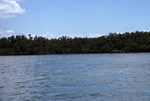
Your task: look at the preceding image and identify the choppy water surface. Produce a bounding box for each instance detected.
[0,53,150,101]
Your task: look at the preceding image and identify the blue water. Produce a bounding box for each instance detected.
[0,53,150,101]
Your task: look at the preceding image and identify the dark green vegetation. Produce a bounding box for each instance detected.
[0,31,150,55]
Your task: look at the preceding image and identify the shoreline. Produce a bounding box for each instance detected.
[0,52,150,56]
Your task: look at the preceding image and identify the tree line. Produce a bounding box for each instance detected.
[0,31,150,55]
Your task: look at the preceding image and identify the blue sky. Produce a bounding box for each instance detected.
[0,0,150,38]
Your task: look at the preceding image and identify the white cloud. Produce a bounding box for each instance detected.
[60,33,83,38]
[39,32,56,39]
[0,0,25,18]
[6,30,15,33]
[89,33,103,38]
[0,30,16,38]
[25,33,36,38]
[0,30,30,38]
[0,30,58,39]
[114,32,123,34]
[68,34,83,38]
[0,31,108,39]
[142,30,150,32]
[1,30,31,38]
[40,33,83,39]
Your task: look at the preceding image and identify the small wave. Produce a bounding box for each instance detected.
[70,93,107,99]
[30,91,40,94]
[54,93,68,97]
[15,80,33,84]
[17,85,26,89]
[0,86,4,88]
[34,77,50,81]
[87,93,106,97]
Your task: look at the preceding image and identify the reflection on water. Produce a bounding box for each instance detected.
[0,53,150,101]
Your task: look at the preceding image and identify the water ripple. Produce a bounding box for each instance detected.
[0,53,150,101]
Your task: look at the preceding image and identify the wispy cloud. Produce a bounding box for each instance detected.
[0,21,8,29]
[123,27,135,31]
[0,0,25,18]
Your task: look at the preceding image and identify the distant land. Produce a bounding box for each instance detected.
[0,31,150,55]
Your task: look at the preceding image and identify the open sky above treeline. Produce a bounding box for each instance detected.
[0,0,150,39]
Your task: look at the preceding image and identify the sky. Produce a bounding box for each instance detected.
[0,0,150,39]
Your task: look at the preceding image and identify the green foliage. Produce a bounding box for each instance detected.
[0,31,150,55]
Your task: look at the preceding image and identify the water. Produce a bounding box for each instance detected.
[0,53,150,101]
